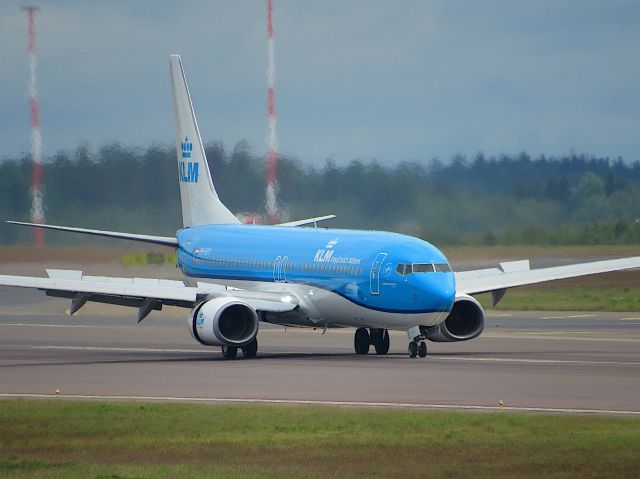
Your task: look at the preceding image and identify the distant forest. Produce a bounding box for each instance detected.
[2,142,640,246]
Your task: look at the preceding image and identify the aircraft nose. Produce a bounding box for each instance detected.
[418,273,455,311]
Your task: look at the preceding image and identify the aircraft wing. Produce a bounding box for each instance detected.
[0,269,297,321]
[455,257,640,304]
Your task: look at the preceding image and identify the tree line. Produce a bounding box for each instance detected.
[1,142,639,246]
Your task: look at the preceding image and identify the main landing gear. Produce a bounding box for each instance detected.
[406,325,428,359]
[354,328,390,355]
[408,340,427,358]
[221,337,258,359]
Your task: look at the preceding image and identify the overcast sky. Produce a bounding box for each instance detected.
[1,1,639,165]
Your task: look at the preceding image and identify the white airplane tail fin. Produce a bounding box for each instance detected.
[169,55,239,227]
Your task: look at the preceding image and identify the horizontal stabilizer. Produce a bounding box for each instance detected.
[7,221,177,247]
[276,215,336,227]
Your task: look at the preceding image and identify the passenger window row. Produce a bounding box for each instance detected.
[191,256,363,276]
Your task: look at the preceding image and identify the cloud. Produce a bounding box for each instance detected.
[0,0,639,164]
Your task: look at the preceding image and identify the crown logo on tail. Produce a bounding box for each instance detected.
[181,136,193,159]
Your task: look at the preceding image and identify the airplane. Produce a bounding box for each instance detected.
[2,54,640,359]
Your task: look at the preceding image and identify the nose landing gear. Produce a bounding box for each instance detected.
[406,325,428,359]
[408,340,427,358]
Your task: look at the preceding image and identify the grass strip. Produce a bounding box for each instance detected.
[0,399,639,478]
[477,287,640,311]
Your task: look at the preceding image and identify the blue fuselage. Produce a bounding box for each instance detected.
[176,225,455,317]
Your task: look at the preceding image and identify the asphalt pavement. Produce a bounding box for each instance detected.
[1,287,638,414]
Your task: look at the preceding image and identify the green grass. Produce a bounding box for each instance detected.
[477,287,640,311]
[0,400,639,478]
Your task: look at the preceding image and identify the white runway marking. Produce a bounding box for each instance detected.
[0,393,638,416]
[1,344,638,367]
[0,311,62,317]
[0,344,315,356]
[540,314,595,320]
[21,345,213,354]
[0,323,126,329]
[484,333,640,343]
[519,331,593,335]
[0,323,288,333]
[431,356,640,367]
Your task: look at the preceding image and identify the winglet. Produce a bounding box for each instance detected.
[498,260,531,273]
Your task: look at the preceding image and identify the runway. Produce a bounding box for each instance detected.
[0,288,639,414]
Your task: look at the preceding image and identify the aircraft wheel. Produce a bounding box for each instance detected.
[418,341,427,358]
[221,345,238,359]
[408,341,418,358]
[354,327,370,355]
[242,338,258,358]
[374,329,390,355]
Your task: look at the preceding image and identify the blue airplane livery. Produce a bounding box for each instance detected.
[3,55,640,359]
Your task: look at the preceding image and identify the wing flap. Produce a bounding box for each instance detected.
[0,273,197,302]
[456,256,640,295]
[0,270,297,315]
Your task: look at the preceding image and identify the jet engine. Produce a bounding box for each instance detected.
[425,294,484,342]
[188,297,259,347]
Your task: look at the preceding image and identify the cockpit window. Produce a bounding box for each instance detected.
[396,262,451,275]
[412,263,435,273]
[396,264,411,276]
[434,263,452,273]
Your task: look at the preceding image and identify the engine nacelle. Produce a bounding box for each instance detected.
[425,294,484,342]
[188,297,259,347]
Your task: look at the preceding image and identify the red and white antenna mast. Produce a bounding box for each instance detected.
[265,0,279,223]
[23,5,45,247]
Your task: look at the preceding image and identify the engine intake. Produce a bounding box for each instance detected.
[188,297,259,347]
[425,294,484,342]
